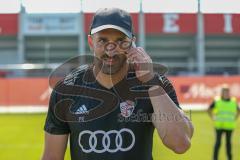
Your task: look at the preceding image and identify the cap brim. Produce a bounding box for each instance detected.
[90,25,132,38]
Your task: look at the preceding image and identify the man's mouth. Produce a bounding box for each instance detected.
[101,54,119,65]
[103,58,115,65]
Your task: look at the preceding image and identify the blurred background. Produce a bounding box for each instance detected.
[0,0,240,160]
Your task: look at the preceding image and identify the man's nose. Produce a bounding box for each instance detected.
[105,42,118,56]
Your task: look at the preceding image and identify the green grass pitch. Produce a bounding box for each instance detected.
[0,112,239,160]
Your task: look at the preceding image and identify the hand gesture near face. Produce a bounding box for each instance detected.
[126,47,154,82]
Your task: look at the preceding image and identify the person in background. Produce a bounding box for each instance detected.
[208,84,240,160]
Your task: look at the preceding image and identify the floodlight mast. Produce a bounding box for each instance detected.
[138,0,145,49]
[196,0,205,75]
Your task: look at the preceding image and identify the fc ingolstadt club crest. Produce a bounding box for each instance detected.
[120,100,135,118]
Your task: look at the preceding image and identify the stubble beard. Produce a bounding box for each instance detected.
[94,53,127,75]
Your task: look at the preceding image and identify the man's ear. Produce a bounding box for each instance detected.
[88,35,93,50]
[132,36,136,43]
[132,36,137,47]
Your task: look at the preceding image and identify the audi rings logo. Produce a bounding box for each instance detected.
[78,128,135,153]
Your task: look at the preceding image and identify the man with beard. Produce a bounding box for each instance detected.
[42,8,194,160]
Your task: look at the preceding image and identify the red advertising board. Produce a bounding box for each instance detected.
[0,76,239,107]
[169,76,240,104]
[0,14,18,35]
[0,78,49,106]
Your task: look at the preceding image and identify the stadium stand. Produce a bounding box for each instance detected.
[0,13,240,76]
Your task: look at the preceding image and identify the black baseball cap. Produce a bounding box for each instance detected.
[90,8,134,38]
